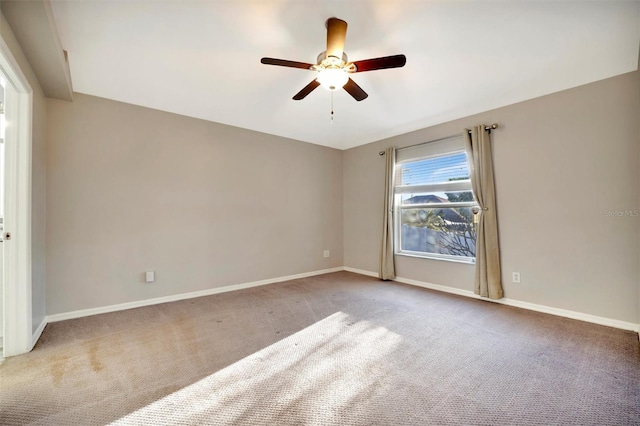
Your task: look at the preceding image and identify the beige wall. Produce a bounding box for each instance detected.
[344,72,640,324]
[0,11,48,332]
[46,94,343,315]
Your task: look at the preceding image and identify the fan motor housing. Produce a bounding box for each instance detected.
[316,51,348,68]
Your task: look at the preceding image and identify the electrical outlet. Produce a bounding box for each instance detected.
[512,272,520,283]
[323,250,330,258]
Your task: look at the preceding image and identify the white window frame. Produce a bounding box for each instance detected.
[394,136,478,264]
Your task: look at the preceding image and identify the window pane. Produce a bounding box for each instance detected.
[395,152,469,186]
[401,191,475,205]
[400,206,477,258]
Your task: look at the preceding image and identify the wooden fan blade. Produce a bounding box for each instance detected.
[352,54,406,72]
[293,79,321,100]
[326,18,348,60]
[261,57,315,70]
[343,78,368,101]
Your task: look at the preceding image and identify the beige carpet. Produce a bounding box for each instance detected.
[1,271,638,425]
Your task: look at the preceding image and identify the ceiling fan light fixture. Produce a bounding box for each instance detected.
[316,68,349,91]
[260,17,406,101]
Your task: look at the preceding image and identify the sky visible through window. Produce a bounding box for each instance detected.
[398,152,469,186]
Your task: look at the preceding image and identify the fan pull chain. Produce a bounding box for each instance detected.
[330,91,334,123]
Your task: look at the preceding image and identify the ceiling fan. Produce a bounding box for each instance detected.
[261,17,406,102]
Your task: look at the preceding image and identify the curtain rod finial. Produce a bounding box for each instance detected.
[379,151,385,156]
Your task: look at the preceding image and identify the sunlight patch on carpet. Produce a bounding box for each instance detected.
[111,311,403,425]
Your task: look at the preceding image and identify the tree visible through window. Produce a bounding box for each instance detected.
[395,142,478,262]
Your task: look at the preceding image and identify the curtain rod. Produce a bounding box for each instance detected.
[378,123,499,156]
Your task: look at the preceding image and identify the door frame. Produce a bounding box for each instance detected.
[0,35,33,357]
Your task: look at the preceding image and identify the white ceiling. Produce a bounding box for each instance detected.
[50,0,639,150]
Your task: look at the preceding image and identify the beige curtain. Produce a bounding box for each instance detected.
[465,127,503,299]
[379,147,396,280]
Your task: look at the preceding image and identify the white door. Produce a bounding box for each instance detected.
[0,78,3,353]
[0,37,33,357]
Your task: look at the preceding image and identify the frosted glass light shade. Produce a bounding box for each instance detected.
[317,68,349,91]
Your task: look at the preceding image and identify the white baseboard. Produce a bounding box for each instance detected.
[497,296,639,332]
[46,267,344,323]
[44,265,640,335]
[345,267,640,333]
[31,318,47,350]
[343,267,378,278]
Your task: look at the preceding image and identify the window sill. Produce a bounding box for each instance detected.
[395,251,476,265]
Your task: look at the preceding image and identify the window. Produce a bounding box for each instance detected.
[394,135,478,262]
